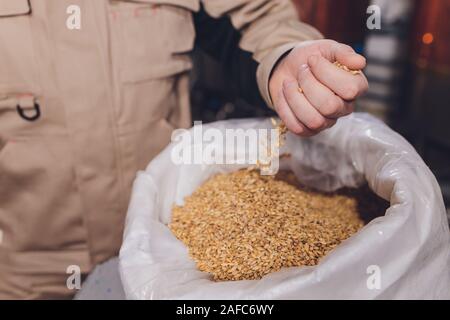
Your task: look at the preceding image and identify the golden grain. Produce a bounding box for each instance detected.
[333,61,362,75]
[169,170,386,281]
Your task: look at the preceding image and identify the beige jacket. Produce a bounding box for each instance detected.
[0,0,322,299]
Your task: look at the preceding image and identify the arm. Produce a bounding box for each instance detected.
[201,0,368,136]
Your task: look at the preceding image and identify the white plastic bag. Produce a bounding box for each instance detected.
[119,114,450,299]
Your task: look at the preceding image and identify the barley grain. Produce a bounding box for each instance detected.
[333,61,362,75]
[169,170,387,281]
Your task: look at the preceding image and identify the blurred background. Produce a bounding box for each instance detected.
[191,0,450,212]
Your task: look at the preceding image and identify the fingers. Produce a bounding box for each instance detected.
[270,40,368,137]
[297,64,352,118]
[321,41,367,70]
[335,46,366,70]
[307,55,369,101]
[282,80,336,131]
[273,88,315,137]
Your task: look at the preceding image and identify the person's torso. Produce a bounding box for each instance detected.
[0,0,198,298]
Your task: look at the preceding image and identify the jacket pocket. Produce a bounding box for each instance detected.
[0,136,86,253]
[108,0,196,132]
[0,0,30,16]
[109,0,196,83]
[0,0,40,95]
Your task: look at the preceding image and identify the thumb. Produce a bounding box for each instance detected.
[327,42,366,70]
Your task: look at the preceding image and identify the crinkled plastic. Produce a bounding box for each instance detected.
[119,114,450,299]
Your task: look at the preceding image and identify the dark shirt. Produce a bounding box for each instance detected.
[193,5,268,109]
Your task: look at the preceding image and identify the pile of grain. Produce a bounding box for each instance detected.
[169,170,386,281]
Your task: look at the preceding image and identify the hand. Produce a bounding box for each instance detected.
[269,39,369,136]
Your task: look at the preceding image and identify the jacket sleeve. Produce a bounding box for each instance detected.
[201,0,323,108]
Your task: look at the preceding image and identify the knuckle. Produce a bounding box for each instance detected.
[321,96,343,117]
[290,124,304,135]
[308,116,326,131]
[342,83,359,100]
[340,44,354,53]
[320,39,337,51]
